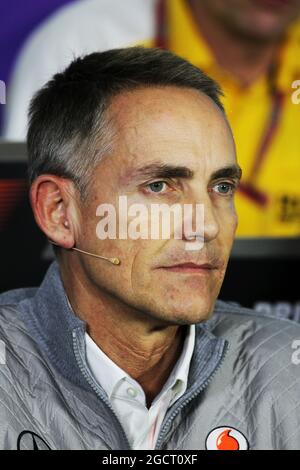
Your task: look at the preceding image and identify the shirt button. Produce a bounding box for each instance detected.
[127,387,138,398]
[172,380,182,394]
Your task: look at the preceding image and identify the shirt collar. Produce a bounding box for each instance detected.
[85,323,196,403]
[154,323,196,404]
[85,332,128,399]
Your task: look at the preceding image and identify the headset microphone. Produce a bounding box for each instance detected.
[48,240,121,265]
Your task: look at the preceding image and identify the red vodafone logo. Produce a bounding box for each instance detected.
[206,426,249,450]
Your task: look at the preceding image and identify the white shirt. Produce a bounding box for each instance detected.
[85,324,195,450]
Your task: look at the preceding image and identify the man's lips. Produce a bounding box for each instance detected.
[158,262,218,273]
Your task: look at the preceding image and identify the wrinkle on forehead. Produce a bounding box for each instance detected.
[106,86,235,183]
[108,86,225,136]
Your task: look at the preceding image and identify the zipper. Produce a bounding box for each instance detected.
[154,340,229,450]
[72,329,132,450]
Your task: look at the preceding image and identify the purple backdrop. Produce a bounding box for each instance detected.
[0,0,76,135]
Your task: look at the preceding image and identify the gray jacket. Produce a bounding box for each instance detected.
[0,261,299,450]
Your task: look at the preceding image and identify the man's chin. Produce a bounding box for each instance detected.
[226,12,291,42]
[151,298,216,326]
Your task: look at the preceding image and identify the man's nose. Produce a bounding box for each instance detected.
[182,193,220,244]
[203,195,220,242]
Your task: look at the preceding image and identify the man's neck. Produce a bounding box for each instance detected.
[60,260,185,407]
[188,0,280,86]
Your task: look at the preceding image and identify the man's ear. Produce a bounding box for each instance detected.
[30,175,80,249]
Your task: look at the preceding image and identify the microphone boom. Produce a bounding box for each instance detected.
[48,240,120,265]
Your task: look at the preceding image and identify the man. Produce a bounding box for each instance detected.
[3,0,300,236]
[0,47,299,450]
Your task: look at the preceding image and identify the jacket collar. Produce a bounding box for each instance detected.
[18,261,89,390]
[18,261,228,395]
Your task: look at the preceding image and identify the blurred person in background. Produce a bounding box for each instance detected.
[3,0,300,236]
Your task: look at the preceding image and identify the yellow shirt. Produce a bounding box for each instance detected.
[151,0,300,236]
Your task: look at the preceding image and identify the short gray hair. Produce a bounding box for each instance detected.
[27,46,224,196]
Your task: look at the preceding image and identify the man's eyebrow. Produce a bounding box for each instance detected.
[210,165,242,181]
[123,162,242,184]
[128,163,194,181]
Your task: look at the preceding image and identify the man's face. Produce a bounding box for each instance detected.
[76,87,240,326]
[197,0,300,41]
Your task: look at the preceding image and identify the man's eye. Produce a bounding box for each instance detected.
[212,182,236,196]
[146,181,168,193]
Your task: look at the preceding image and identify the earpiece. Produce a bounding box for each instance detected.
[48,240,121,265]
